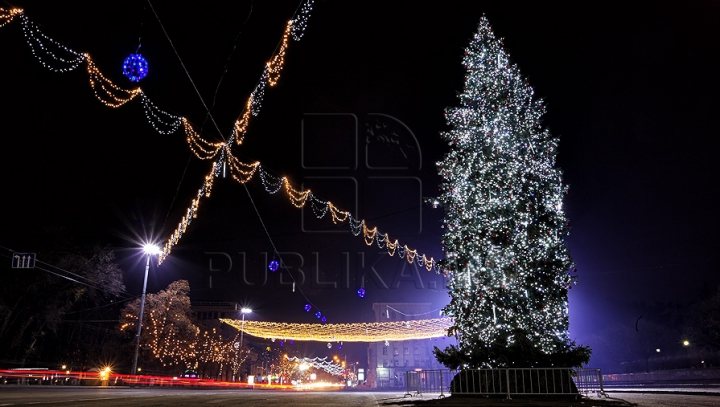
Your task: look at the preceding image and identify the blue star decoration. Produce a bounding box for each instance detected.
[123,53,148,82]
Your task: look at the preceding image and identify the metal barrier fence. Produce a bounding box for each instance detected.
[574,368,607,398]
[405,367,606,400]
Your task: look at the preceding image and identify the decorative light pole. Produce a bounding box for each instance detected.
[239,308,252,380]
[131,243,161,377]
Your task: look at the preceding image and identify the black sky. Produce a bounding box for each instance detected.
[1,1,719,365]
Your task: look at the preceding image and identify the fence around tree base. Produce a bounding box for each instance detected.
[404,368,607,400]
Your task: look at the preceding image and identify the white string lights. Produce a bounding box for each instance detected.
[141,93,182,135]
[284,356,343,376]
[18,13,86,72]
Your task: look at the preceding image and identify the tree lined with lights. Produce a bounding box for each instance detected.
[433,16,589,368]
[120,280,249,377]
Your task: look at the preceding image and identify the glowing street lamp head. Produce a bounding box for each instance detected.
[143,243,161,255]
[683,340,690,346]
[241,308,252,314]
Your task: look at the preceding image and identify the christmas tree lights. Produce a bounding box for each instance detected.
[434,16,588,368]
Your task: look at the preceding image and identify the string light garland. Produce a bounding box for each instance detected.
[232,0,316,145]
[289,0,314,41]
[157,153,439,271]
[4,2,315,143]
[87,56,142,107]
[0,8,22,28]
[183,118,225,159]
[3,6,440,274]
[18,13,86,73]
[284,356,343,376]
[140,92,182,135]
[159,161,220,264]
[220,317,452,342]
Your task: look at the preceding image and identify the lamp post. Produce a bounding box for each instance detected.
[131,243,161,377]
[239,308,252,380]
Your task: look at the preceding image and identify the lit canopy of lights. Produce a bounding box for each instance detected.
[220,318,452,342]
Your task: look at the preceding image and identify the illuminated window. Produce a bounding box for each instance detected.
[393,348,399,356]
[403,347,409,355]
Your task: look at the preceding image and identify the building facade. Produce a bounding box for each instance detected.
[366,302,445,388]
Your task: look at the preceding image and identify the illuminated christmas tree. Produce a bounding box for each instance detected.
[434,16,589,368]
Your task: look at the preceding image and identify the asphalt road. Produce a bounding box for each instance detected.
[0,386,719,407]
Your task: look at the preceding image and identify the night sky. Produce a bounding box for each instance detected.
[1,1,719,366]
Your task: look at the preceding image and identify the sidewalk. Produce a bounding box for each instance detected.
[380,387,720,407]
[380,393,632,407]
[606,386,720,395]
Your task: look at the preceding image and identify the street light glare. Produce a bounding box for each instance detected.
[143,243,161,255]
[132,242,161,376]
[241,308,252,314]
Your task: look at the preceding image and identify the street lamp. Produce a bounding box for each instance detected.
[239,307,252,380]
[131,243,161,377]
[239,307,252,350]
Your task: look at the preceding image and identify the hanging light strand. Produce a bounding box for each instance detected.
[0,8,22,28]
[19,13,86,72]
[86,56,141,107]
[232,0,316,145]
[140,93,182,134]
[159,161,221,264]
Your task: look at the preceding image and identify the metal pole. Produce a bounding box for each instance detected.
[131,255,150,376]
[239,313,245,380]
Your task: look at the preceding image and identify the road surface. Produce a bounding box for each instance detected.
[0,386,719,406]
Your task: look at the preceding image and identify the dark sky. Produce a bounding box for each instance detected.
[1,1,719,365]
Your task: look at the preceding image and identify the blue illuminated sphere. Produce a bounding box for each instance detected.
[122,53,148,82]
[321,316,327,323]
[268,259,279,272]
[357,287,366,298]
[315,311,322,319]
[304,304,312,312]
